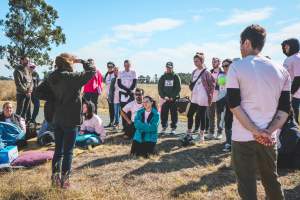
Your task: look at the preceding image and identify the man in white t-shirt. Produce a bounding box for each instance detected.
[281,38,300,124]
[121,88,144,139]
[118,60,137,129]
[227,24,290,200]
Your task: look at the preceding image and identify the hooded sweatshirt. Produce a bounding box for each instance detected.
[158,72,181,99]
[47,62,96,127]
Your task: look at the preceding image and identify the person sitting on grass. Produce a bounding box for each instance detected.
[121,88,144,139]
[80,101,106,143]
[130,96,159,158]
[0,102,26,133]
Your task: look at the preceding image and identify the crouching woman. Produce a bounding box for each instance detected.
[130,96,159,158]
[77,101,106,146]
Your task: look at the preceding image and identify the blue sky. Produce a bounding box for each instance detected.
[1,0,300,78]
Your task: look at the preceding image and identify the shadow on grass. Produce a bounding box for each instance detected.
[76,153,131,170]
[284,184,300,200]
[104,132,132,146]
[170,165,236,197]
[124,143,229,177]
[155,138,182,153]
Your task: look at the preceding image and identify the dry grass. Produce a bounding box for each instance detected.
[0,132,299,200]
[0,80,16,101]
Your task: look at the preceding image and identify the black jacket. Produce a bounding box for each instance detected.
[47,62,96,127]
[35,78,55,122]
[13,65,33,94]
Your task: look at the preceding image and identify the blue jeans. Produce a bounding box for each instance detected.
[292,97,300,124]
[52,125,77,175]
[114,103,120,125]
[31,95,40,122]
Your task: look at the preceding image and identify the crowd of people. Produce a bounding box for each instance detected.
[0,24,300,199]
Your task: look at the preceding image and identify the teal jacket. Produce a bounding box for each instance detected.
[133,108,160,143]
[158,72,181,99]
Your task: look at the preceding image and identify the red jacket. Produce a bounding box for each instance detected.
[83,70,103,94]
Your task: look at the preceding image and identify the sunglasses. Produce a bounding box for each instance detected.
[135,93,142,96]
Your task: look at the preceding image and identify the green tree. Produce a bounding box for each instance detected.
[0,0,66,69]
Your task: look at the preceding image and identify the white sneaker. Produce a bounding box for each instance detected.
[161,128,167,134]
[215,133,223,140]
[170,129,176,135]
[205,133,214,140]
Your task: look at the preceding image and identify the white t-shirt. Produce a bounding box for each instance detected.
[144,110,151,123]
[105,73,115,97]
[191,69,209,107]
[226,55,291,142]
[118,70,137,102]
[283,53,300,99]
[123,100,143,121]
[80,114,106,142]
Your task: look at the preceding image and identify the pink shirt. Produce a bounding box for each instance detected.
[226,55,291,142]
[83,70,103,94]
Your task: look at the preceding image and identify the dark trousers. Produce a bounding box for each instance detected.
[16,93,31,120]
[224,105,233,144]
[208,97,226,134]
[83,92,99,114]
[187,103,207,131]
[232,141,284,200]
[124,122,136,139]
[26,94,40,122]
[52,124,77,176]
[160,100,178,129]
[130,140,156,158]
[292,97,300,124]
[120,102,128,128]
[107,100,115,125]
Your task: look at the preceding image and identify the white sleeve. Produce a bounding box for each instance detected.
[19,117,26,133]
[95,117,106,142]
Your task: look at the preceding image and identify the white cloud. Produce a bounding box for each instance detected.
[192,15,202,22]
[269,21,300,41]
[113,18,184,34]
[217,7,274,26]
[111,18,184,47]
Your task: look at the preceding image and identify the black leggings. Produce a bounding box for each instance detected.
[130,140,156,158]
[187,103,207,131]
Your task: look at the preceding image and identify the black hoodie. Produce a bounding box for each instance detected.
[47,62,96,127]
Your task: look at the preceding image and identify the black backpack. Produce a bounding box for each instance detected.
[278,118,300,169]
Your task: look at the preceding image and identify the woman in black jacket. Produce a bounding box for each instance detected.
[47,53,95,188]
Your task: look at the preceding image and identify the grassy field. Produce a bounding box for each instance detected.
[0,131,299,200]
[0,80,300,200]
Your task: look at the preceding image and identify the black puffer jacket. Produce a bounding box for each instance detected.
[47,62,96,127]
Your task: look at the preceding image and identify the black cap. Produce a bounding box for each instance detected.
[107,61,115,68]
[166,61,173,68]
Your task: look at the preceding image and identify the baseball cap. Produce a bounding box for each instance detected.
[107,61,115,68]
[166,61,173,68]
